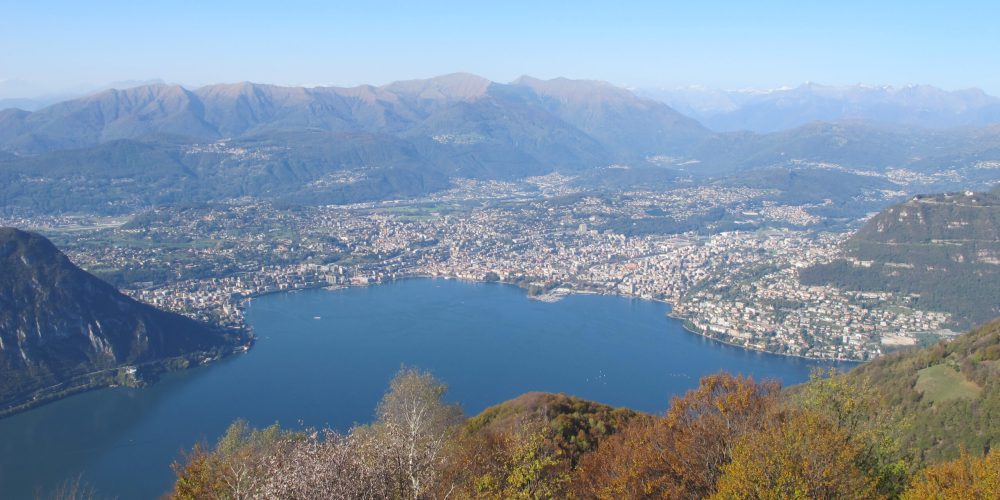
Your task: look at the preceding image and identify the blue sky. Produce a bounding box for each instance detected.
[2,0,999,95]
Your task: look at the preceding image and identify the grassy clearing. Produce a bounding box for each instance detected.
[915,364,982,403]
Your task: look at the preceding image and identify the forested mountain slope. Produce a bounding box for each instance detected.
[0,228,248,415]
[801,190,1000,327]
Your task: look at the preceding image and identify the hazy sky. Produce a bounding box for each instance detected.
[2,0,1000,96]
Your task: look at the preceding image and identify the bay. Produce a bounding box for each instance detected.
[0,279,848,498]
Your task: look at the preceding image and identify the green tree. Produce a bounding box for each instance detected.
[793,368,909,497]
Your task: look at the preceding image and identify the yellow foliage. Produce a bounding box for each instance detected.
[712,409,877,500]
[903,448,1000,500]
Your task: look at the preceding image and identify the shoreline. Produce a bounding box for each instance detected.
[245,274,865,363]
[2,275,859,420]
[0,338,253,419]
[667,312,860,363]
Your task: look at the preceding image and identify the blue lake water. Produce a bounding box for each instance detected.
[0,279,849,498]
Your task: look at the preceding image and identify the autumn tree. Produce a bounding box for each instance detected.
[492,431,569,499]
[171,442,223,499]
[793,368,909,497]
[659,372,782,495]
[573,373,781,499]
[712,409,877,499]
[436,422,571,499]
[171,420,296,500]
[902,448,1000,499]
[438,392,638,499]
[571,417,671,498]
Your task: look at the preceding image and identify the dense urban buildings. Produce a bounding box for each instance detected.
[5,172,962,362]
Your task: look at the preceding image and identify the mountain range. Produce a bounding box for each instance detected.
[0,73,707,156]
[0,228,249,416]
[0,78,167,112]
[2,74,1000,214]
[0,74,713,212]
[639,83,1000,132]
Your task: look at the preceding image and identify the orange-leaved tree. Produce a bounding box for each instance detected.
[573,373,781,499]
[712,408,877,499]
[902,448,1000,499]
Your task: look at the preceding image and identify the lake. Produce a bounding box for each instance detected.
[0,279,849,498]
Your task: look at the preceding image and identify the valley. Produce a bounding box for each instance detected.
[2,7,1000,497]
[5,1,1000,496]
[7,172,982,363]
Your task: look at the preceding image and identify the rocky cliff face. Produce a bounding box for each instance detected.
[0,227,249,414]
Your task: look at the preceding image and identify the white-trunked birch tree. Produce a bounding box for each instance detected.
[371,367,464,499]
[172,368,463,499]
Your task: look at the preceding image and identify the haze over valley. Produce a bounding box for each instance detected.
[2,1,1000,498]
[3,70,1000,498]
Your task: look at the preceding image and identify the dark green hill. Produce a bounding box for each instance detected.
[841,318,1000,464]
[0,228,249,416]
[801,191,1000,328]
[0,134,454,213]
